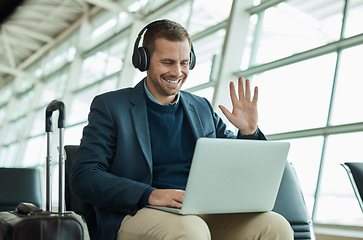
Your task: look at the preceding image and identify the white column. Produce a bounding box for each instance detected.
[212,0,254,130]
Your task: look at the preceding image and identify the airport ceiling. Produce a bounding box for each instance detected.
[0,0,169,88]
[0,0,349,89]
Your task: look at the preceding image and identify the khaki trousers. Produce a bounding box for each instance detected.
[117,208,293,240]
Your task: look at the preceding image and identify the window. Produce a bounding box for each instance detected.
[248,0,344,66]
[251,53,336,135]
[329,44,363,125]
[285,137,324,215]
[241,0,363,227]
[184,29,226,90]
[315,132,363,225]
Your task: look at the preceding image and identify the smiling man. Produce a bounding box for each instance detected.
[71,19,293,240]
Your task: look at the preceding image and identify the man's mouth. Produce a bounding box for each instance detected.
[163,77,181,84]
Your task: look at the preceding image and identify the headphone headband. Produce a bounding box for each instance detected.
[132,20,196,72]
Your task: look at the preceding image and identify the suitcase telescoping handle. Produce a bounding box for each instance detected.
[45,100,66,214]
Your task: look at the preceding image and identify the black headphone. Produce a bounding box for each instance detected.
[132,20,196,72]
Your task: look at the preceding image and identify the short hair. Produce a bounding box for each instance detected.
[142,19,191,56]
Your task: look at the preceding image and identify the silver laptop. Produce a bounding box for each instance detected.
[147,138,290,215]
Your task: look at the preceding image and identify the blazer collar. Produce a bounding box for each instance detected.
[180,91,206,140]
[130,79,153,171]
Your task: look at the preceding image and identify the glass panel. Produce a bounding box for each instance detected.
[17,74,35,93]
[22,135,47,167]
[344,0,363,37]
[68,87,98,126]
[0,107,5,125]
[79,51,108,88]
[105,37,128,76]
[89,12,119,48]
[285,137,324,216]
[3,117,26,145]
[251,53,336,134]
[191,87,215,103]
[43,43,74,77]
[183,29,226,90]
[248,0,344,66]
[0,144,18,167]
[30,108,45,137]
[330,44,363,125]
[10,90,34,120]
[38,69,68,107]
[65,124,86,146]
[0,82,12,106]
[158,2,190,27]
[68,77,117,125]
[315,132,363,226]
[188,0,233,35]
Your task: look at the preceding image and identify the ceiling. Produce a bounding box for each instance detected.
[0,0,163,88]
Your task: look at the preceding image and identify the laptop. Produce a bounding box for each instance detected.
[147,138,290,215]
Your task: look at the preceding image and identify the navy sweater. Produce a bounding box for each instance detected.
[139,96,196,206]
[147,97,196,189]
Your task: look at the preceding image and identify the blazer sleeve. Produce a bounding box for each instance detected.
[70,94,150,212]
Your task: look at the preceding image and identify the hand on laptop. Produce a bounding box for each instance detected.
[149,189,185,209]
[219,77,258,135]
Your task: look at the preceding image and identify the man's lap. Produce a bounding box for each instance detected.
[117,208,293,240]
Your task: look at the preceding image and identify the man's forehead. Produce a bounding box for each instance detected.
[154,38,191,58]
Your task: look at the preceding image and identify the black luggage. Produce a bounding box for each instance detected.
[0,100,86,240]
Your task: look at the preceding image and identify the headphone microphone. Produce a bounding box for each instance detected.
[132,20,196,72]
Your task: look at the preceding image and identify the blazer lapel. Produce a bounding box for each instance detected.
[180,93,206,140]
[130,80,153,171]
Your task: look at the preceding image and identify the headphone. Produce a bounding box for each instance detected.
[132,20,196,72]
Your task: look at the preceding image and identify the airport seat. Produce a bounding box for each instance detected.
[341,162,363,213]
[0,167,42,211]
[65,145,314,240]
[65,145,99,240]
[273,162,314,239]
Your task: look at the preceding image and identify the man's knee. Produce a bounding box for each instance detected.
[260,212,294,239]
[169,215,211,240]
[200,211,293,240]
[118,208,211,240]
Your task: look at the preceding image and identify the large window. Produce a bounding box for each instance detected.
[240,0,363,227]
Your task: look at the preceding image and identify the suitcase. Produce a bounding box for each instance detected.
[0,100,86,240]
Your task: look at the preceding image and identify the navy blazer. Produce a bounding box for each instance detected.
[70,79,266,240]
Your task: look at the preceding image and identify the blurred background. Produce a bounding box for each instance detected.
[0,0,362,238]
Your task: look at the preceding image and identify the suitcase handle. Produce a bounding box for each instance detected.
[45,100,66,213]
[45,100,65,132]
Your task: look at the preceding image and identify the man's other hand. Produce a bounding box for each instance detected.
[148,189,185,209]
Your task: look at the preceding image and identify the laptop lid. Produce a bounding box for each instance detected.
[148,138,290,215]
[179,138,290,215]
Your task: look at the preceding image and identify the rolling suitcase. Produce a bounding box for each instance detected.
[0,100,87,240]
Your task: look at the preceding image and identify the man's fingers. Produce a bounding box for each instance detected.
[238,77,245,100]
[252,86,258,105]
[244,79,252,101]
[229,81,238,104]
[219,105,233,121]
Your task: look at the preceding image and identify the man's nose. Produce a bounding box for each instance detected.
[170,64,183,76]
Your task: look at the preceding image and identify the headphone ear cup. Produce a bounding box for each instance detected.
[137,47,150,72]
[189,50,196,70]
[132,48,141,69]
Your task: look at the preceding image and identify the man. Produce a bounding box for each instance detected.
[71,19,293,240]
